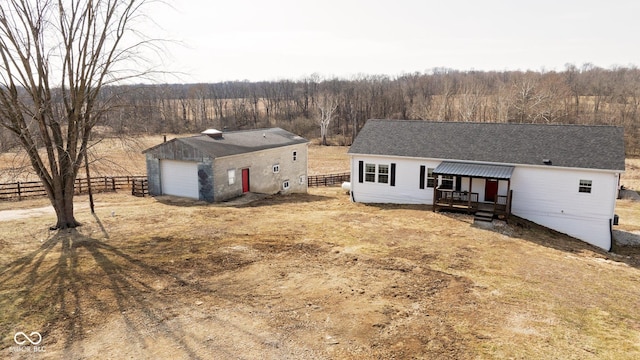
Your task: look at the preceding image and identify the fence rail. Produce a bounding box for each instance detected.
[2,172,349,200]
[131,178,149,197]
[307,172,350,187]
[0,175,147,201]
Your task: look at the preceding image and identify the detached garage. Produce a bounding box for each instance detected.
[143,128,309,202]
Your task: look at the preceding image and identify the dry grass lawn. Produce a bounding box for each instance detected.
[0,141,639,359]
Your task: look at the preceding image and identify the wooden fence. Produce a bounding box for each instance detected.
[307,172,350,187]
[131,178,149,197]
[1,172,349,200]
[0,175,147,201]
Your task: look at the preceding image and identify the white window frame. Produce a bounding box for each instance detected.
[427,168,435,188]
[365,163,376,182]
[440,175,454,189]
[273,164,280,173]
[378,164,389,184]
[283,180,290,190]
[299,175,305,185]
[579,179,592,193]
[228,169,235,185]
[292,151,297,161]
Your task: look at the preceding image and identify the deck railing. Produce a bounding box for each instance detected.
[435,189,511,215]
[435,189,479,210]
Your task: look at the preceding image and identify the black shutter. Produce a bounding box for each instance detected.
[419,165,425,189]
[358,161,364,183]
[390,163,396,186]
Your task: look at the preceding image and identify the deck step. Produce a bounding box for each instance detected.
[474,211,494,223]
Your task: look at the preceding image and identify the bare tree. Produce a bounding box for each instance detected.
[317,94,338,146]
[0,0,155,229]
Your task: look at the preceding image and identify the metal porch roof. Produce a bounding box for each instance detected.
[433,162,514,179]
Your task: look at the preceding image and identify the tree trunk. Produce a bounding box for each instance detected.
[49,175,81,229]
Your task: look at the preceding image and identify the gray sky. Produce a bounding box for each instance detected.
[145,0,640,83]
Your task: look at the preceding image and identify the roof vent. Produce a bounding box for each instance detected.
[202,128,223,139]
[543,159,552,165]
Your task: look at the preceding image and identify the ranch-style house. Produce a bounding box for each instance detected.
[143,128,309,202]
[348,119,625,251]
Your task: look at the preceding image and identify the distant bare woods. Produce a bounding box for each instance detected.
[3,65,639,155]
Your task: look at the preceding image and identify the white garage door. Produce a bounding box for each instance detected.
[160,160,199,199]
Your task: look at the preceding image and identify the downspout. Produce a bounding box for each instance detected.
[608,218,613,252]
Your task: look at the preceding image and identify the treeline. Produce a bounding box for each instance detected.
[3,64,639,154]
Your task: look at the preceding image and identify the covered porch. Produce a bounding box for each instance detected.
[432,161,514,218]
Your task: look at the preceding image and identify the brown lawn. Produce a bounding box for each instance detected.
[0,141,639,359]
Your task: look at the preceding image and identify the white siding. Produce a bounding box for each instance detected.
[510,166,618,250]
[160,160,199,199]
[350,154,619,251]
[350,155,439,204]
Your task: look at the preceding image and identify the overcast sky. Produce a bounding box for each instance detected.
[144,0,640,83]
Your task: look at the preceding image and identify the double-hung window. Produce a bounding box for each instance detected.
[427,168,435,188]
[440,175,454,189]
[579,179,592,193]
[365,164,376,182]
[378,165,389,184]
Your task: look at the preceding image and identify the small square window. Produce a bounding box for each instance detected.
[283,180,290,190]
[273,164,280,173]
[299,175,305,185]
[579,179,592,193]
[292,151,297,161]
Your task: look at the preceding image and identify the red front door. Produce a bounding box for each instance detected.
[242,168,250,193]
[485,179,498,202]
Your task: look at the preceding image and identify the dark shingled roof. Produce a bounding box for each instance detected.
[144,127,308,158]
[348,120,625,171]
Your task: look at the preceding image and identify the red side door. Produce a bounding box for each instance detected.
[484,179,498,202]
[242,168,250,193]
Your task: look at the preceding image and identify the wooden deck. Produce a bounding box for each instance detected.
[434,189,511,216]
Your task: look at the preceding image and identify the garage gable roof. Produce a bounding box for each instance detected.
[348,120,625,171]
[144,128,308,158]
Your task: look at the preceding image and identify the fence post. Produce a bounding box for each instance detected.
[17,181,21,200]
[111,177,116,191]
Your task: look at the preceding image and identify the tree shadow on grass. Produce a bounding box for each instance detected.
[0,227,206,359]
